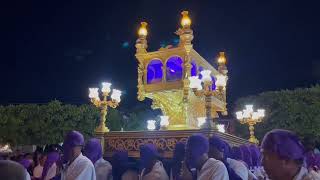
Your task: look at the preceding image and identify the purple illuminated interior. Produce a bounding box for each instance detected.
[211,76,216,90]
[166,56,183,82]
[147,59,163,84]
[191,60,197,76]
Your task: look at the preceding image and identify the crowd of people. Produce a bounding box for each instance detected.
[0,129,319,180]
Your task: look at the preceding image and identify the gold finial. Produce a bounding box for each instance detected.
[217,52,227,65]
[181,11,191,28]
[138,22,148,37]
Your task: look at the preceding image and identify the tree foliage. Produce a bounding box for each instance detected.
[107,102,161,131]
[0,101,100,146]
[234,85,320,141]
[0,101,160,146]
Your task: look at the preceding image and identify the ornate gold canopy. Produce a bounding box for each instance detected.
[135,11,228,130]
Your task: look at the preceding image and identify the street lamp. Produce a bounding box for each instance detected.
[189,70,227,129]
[217,124,226,133]
[147,120,156,130]
[181,11,191,28]
[197,117,206,128]
[236,105,265,144]
[89,82,122,133]
[160,116,169,130]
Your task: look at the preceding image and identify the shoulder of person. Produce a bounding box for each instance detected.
[304,170,320,180]
[96,158,112,167]
[79,154,94,167]
[209,158,225,166]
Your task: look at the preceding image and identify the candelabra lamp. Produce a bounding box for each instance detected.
[236,105,265,144]
[89,82,122,133]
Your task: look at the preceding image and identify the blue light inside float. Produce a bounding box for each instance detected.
[211,76,216,90]
[191,60,197,76]
[166,56,183,82]
[147,59,163,84]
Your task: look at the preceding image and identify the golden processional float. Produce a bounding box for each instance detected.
[93,11,248,158]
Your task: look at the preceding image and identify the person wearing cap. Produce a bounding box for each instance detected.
[84,138,112,180]
[61,130,96,180]
[42,151,60,180]
[112,150,139,180]
[208,136,244,180]
[184,134,229,180]
[169,142,185,180]
[19,158,33,180]
[261,129,320,180]
[139,143,169,180]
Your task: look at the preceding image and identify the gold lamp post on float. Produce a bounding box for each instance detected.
[89,82,122,133]
[236,105,265,144]
[189,64,227,129]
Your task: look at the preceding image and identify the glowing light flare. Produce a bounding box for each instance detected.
[200,70,212,82]
[138,22,148,37]
[245,105,254,114]
[189,76,202,90]
[147,120,156,130]
[236,111,243,120]
[181,11,191,27]
[89,88,99,99]
[197,117,206,128]
[101,82,112,93]
[257,109,265,118]
[252,112,259,120]
[160,116,169,127]
[215,74,227,87]
[111,89,122,102]
[242,109,251,119]
[217,52,227,65]
[0,144,11,152]
[217,124,226,133]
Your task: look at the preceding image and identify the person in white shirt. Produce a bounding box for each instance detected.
[184,133,229,180]
[139,143,169,180]
[261,129,320,180]
[84,138,112,180]
[41,151,60,180]
[33,154,46,179]
[208,135,244,180]
[61,130,96,180]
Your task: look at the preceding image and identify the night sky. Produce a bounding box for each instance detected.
[8,0,320,110]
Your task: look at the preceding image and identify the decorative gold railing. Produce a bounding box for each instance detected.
[97,129,248,158]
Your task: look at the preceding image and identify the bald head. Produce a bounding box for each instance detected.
[0,160,27,180]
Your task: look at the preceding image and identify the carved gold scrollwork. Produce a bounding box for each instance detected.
[115,139,125,150]
[124,139,135,150]
[134,139,144,150]
[166,138,178,151]
[156,138,167,150]
[103,133,245,158]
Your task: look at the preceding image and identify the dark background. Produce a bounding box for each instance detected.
[7,0,320,111]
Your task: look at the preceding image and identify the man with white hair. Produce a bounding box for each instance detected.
[61,130,96,180]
